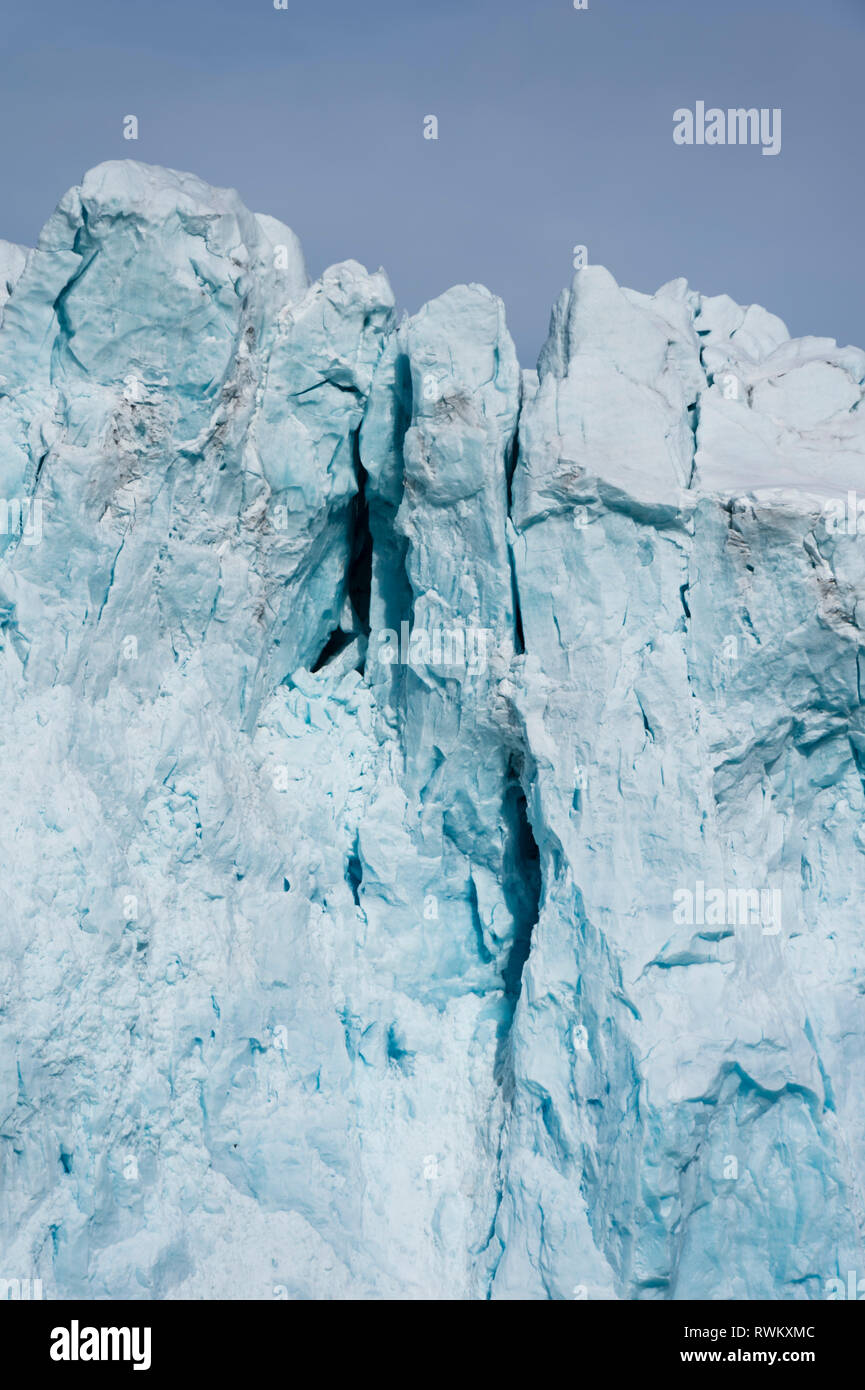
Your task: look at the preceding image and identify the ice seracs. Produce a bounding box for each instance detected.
[0,160,863,1301]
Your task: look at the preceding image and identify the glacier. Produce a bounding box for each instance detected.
[0,159,864,1300]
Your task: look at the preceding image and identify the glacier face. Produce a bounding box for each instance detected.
[1,160,864,1300]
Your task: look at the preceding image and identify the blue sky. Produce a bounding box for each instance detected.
[1,0,862,362]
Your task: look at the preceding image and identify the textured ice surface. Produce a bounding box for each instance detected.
[1,161,864,1300]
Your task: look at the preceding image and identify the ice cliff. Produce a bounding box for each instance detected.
[1,161,864,1300]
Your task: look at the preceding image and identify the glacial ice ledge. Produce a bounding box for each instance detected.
[1,160,864,1300]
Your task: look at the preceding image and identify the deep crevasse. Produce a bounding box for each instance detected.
[0,160,863,1300]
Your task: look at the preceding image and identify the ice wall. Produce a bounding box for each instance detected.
[0,162,863,1300]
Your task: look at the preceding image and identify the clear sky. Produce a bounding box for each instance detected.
[1,0,862,363]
